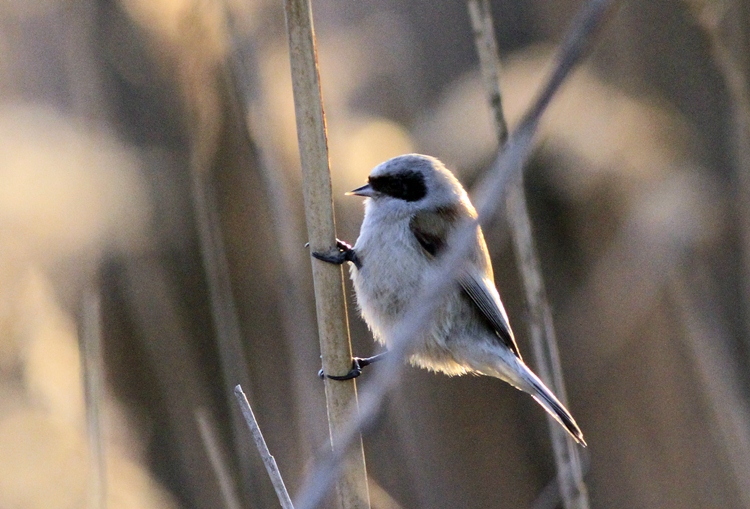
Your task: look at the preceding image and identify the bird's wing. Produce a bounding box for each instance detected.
[409,208,522,360]
[458,271,522,360]
[408,206,456,257]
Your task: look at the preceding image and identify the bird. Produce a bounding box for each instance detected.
[313,153,585,446]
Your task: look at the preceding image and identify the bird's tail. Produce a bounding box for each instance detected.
[467,348,586,445]
[524,367,586,446]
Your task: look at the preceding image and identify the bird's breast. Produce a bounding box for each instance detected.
[350,219,425,343]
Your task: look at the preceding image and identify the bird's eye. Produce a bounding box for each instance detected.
[369,171,426,202]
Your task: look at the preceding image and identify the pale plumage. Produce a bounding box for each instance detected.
[318,153,585,446]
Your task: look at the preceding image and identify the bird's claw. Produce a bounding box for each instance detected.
[335,239,355,251]
[318,365,362,381]
[311,238,362,269]
[318,358,365,381]
[318,354,387,381]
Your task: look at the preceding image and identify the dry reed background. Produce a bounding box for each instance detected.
[0,0,748,508]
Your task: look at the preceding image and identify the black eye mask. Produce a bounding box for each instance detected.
[368,171,427,202]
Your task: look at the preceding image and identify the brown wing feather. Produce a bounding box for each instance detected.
[409,207,522,359]
[408,206,460,258]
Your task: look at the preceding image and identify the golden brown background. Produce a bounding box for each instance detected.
[0,0,748,508]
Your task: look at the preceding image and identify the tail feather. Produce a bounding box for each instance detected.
[467,347,586,445]
[528,375,586,447]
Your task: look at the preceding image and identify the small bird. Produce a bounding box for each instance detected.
[313,154,585,446]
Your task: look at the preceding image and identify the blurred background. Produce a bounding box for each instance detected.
[0,0,749,508]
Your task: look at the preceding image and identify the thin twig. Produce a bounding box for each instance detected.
[195,408,244,509]
[81,285,107,509]
[517,0,616,129]
[467,1,590,507]
[234,386,295,509]
[467,0,509,146]
[282,0,371,508]
[293,3,616,507]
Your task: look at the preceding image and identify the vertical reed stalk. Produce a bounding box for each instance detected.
[282,0,371,507]
[467,1,590,507]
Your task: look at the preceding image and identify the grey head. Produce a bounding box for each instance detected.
[348,154,469,214]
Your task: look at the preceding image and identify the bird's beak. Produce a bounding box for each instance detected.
[346,183,376,197]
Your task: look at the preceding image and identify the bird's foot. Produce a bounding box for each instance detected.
[311,239,362,269]
[318,352,388,381]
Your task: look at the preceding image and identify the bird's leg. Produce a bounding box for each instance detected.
[311,239,362,269]
[311,238,369,380]
[318,352,389,381]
